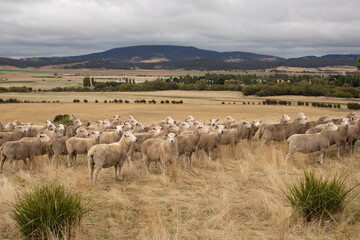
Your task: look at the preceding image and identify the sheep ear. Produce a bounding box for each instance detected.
[165,134,168,137]
[216,119,219,122]
[216,125,219,128]
[174,121,177,124]
[174,134,177,137]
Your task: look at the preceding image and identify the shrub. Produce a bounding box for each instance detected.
[84,99,88,103]
[165,100,170,104]
[347,103,360,110]
[222,102,225,104]
[243,102,246,105]
[53,114,72,124]
[119,99,123,103]
[95,100,98,103]
[284,170,359,222]
[10,184,90,239]
[125,100,129,104]
[305,102,309,106]
[73,99,80,103]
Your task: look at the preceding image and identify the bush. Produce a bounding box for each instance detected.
[125,100,129,104]
[73,99,80,103]
[284,170,359,222]
[95,100,98,103]
[10,184,90,239]
[222,102,225,104]
[53,114,72,124]
[84,99,88,103]
[347,103,360,110]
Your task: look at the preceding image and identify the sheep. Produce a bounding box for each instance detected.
[49,128,90,163]
[179,121,191,132]
[165,116,176,124]
[110,115,122,127]
[0,134,51,173]
[197,125,225,160]
[25,124,47,137]
[346,119,360,154]
[186,115,195,122]
[260,114,307,143]
[163,122,180,133]
[221,116,235,129]
[220,121,252,146]
[257,114,291,140]
[346,112,358,120]
[3,123,15,132]
[128,116,139,127]
[65,119,83,137]
[70,114,90,127]
[285,122,339,164]
[305,118,348,134]
[88,132,138,185]
[177,125,210,167]
[298,115,332,134]
[0,125,29,146]
[121,122,133,131]
[209,119,219,128]
[141,133,178,174]
[126,127,163,166]
[133,122,147,133]
[230,120,261,142]
[66,131,102,167]
[99,125,124,144]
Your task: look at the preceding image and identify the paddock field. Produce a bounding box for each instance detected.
[1,102,360,239]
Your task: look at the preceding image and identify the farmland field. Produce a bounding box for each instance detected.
[1,67,360,239]
[1,101,360,239]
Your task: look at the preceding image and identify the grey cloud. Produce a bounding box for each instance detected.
[0,0,360,58]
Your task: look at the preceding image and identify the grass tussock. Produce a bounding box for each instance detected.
[10,184,90,240]
[284,170,360,222]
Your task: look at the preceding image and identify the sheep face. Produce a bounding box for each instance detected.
[252,120,262,127]
[167,123,180,132]
[129,119,139,126]
[297,112,307,121]
[340,118,350,127]
[225,116,235,123]
[242,121,252,129]
[122,122,132,131]
[47,124,56,131]
[17,125,29,133]
[91,131,102,139]
[198,125,210,134]
[186,115,195,122]
[319,115,332,123]
[180,122,191,129]
[128,115,135,121]
[74,119,83,127]
[58,124,65,131]
[165,117,175,124]
[103,119,111,128]
[54,129,65,138]
[12,120,21,126]
[113,115,120,121]
[39,134,51,142]
[153,126,163,134]
[194,121,202,127]
[210,119,219,127]
[123,132,138,143]
[326,122,339,132]
[77,128,90,137]
[215,125,225,134]
[45,120,52,126]
[70,114,76,121]
[115,125,124,134]
[280,114,291,123]
[166,133,177,143]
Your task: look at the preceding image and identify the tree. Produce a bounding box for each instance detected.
[91,77,95,86]
[357,57,360,71]
[83,77,91,87]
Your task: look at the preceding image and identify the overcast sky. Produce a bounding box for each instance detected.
[1,0,360,58]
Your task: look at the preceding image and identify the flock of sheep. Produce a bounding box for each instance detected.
[0,111,359,185]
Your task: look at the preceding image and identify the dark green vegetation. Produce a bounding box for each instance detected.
[284,170,359,222]
[53,114,73,124]
[1,45,359,70]
[10,184,89,239]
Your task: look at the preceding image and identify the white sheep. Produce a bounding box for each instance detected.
[285,122,339,164]
[88,132,138,185]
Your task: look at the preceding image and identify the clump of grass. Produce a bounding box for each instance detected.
[10,184,90,239]
[284,170,359,222]
[53,114,73,125]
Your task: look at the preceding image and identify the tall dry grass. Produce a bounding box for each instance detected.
[1,140,360,239]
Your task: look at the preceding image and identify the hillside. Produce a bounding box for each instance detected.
[0,45,359,70]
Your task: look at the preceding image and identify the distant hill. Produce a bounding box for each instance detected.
[34,45,284,63]
[0,45,359,70]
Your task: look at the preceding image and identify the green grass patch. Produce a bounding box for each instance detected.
[10,184,90,239]
[284,170,360,222]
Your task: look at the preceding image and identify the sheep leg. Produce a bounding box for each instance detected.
[285,152,292,162]
[117,159,125,181]
[337,145,341,159]
[93,166,102,186]
[188,153,193,168]
[88,161,95,185]
[208,151,213,161]
[29,156,35,170]
[126,146,135,168]
[9,159,16,173]
[114,165,118,180]
[67,153,73,167]
[317,151,325,164]
[0,155,7,173]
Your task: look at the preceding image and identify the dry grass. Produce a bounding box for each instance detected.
[1,104,360,239]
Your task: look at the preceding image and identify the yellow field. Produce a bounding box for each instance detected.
[1,102,360,239]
